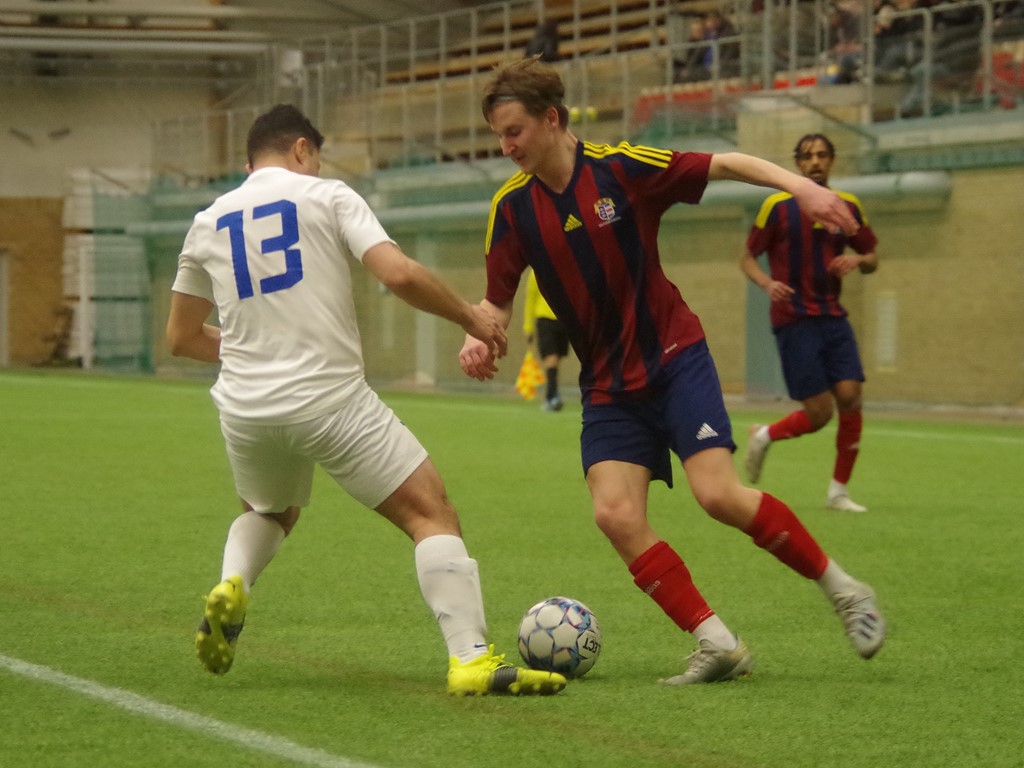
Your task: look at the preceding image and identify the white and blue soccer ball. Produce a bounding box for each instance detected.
[517,596,602,678]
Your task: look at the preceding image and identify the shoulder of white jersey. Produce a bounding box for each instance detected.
[309,173,352,190]
[836,189,871,225]
[582,140,673,169]
[753,191,793,228]
[200,180,243,210]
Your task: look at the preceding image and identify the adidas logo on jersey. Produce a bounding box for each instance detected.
[563,214,583,232]
[696,423,719,440]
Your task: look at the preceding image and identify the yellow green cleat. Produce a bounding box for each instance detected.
[447,645,567,696]
[195,575,248,675]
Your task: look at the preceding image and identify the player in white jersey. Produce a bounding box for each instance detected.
[167,104,565,696]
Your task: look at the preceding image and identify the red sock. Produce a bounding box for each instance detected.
[628,541,714,633]
[744,494,828,580]
[768,410,815,441]
[834,411,862,484]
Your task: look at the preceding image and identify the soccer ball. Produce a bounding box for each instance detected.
[517,596,602,678]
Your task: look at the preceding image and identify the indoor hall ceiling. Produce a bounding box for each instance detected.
[0,0,517,84]
[229,0,508,33]
[0,1,513,42]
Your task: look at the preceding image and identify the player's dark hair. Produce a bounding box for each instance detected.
[482,58,570,128]
[793,133,836,159]
[246,104,324,166]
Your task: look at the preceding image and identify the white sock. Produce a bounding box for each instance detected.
[221,511,287,592]
[693,615,738,650]
[816,558,857,600]
[414,534,488,663]
[828,479,849,499]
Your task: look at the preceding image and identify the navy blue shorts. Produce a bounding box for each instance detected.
[579,340,736,488]
[774,316,865,401]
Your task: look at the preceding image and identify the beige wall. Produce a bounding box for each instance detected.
[11,164,1021,406]
[0,84,212,198]
[0,82,216,366]
[854,167,1024,406]
[658,168,1024,408]
[2,80,1021,405]
[371,163,1024,408]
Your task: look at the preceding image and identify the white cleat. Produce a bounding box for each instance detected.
[833,582,886,659]
[660,637,753,685]
[826,494,868,513]
[745,424,771,484]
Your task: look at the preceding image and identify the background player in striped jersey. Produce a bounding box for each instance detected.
[458,59,886,685]
[741,134,879,513]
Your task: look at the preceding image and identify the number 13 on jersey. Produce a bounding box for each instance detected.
[217,199,304,299]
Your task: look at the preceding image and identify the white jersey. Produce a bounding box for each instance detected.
[172,167,393,422]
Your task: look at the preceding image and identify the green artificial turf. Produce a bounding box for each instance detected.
[1,370,1021,768]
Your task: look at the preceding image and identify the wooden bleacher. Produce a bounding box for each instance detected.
[327,0,1023,172]
[459,2,668,54]
[332,43,671,169]
[384,0,673,84]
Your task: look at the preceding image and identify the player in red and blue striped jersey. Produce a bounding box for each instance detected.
[485,142,711,407]
[459,59,886,684]
[741,134,879,513]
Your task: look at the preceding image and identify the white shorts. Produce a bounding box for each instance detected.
[219,383,428,513]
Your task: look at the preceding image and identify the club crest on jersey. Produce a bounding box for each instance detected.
[594,197,618,226]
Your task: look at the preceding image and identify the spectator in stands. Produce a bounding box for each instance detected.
[525,20,560,63]
[874,0,926,82]
[826,0,864,83]
[673,16,708,83]
[898,0,984,116]
[701,10,740,79]
[673,10,739,83]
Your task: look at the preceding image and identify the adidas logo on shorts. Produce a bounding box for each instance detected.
[696,423,719,441]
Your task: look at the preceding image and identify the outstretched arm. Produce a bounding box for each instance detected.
[710,152,859,235]
[363,241,507,360]
[460,299,513,381]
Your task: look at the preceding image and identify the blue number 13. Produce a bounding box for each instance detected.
[216,200,304,299]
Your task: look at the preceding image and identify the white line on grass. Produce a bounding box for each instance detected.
[0,653,384,768]
[868,426,1024,445]
[727,417,1024,446]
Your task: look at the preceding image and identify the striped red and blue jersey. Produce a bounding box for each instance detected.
[484,140,712,405]
[746,190,877,329]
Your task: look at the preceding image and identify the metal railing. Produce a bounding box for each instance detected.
[150,0,1022,181]
[865,0,1023,118]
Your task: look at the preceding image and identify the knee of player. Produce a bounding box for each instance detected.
[835,394,862,414]
[810,413,833,431]
[413,497,463,538]
[806,403,835,430]
[692,481,758,528]
[693,486,734,522]
[592,500,642,540]
[269,507,301,536]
